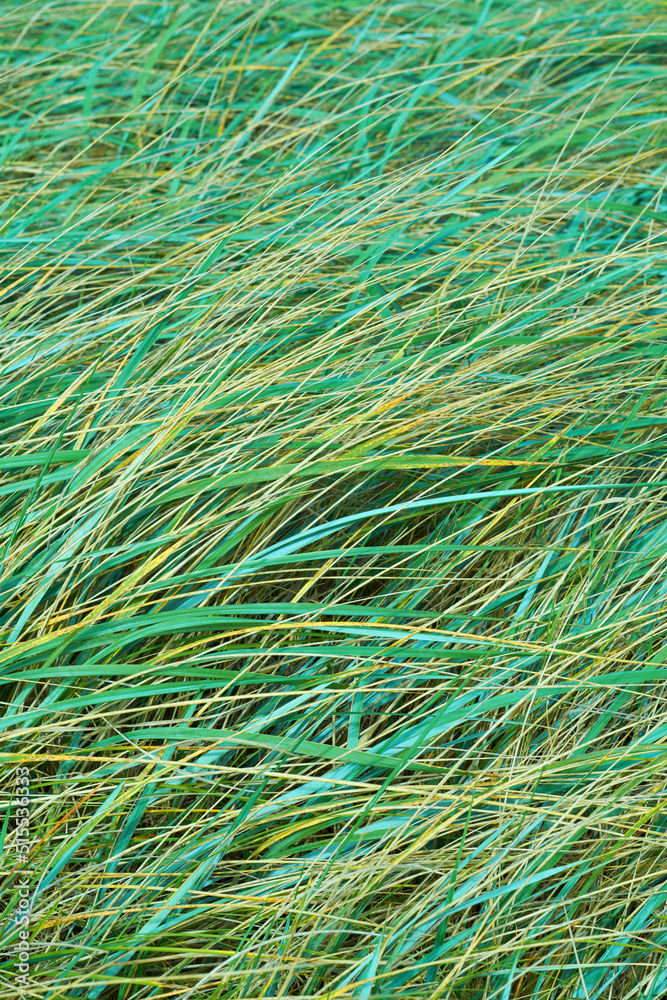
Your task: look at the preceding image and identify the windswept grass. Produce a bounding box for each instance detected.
[2,1,667,997]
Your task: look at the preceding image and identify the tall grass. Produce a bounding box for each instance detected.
[2,1,667,996]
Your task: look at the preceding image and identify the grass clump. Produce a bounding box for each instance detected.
[2,0,667,997]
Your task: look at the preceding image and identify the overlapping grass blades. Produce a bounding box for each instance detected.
[2,1,667,997]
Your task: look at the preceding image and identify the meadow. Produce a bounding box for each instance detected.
[2,1,667,997]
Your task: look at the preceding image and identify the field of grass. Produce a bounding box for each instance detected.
[2,1,667,997]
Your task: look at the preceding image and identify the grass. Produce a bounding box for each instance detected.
[1,0,667,996]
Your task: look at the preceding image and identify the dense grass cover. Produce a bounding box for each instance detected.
[2,1,667,996]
